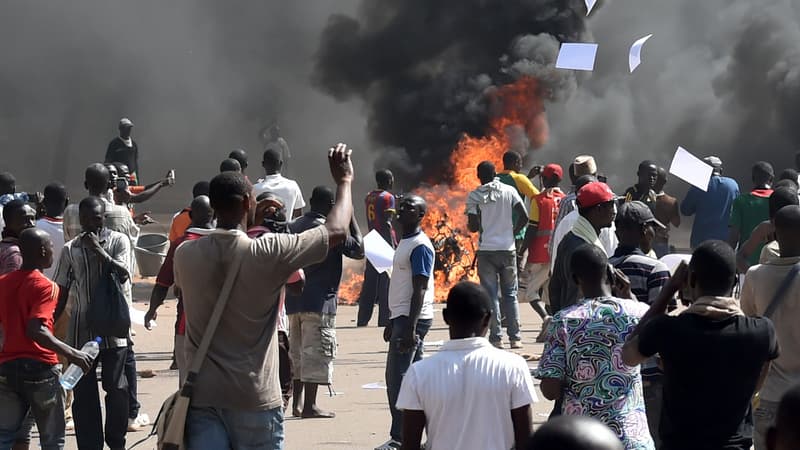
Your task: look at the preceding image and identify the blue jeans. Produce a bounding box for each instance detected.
[386,315,432,442]
[186,405,285,450]
[0,359,65,450]
[477,251,521,342]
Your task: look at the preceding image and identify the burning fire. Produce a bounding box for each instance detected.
[339,77,548,304]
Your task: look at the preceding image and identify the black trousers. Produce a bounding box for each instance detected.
[356,261,391,327]
[125,343,140,419]
[72,346,129,450]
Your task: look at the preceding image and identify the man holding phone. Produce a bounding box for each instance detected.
[623,241,779,450]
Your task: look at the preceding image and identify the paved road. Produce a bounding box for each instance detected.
[49,276,552,450]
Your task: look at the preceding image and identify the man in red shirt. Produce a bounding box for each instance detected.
[521,164,565,342]
[144,196,214,385]
[0,228,91,449]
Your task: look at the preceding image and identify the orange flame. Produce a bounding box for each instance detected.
[339,77,548,304]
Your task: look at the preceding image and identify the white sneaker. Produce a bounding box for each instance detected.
[374,438,402,450]
[127,413,150,432]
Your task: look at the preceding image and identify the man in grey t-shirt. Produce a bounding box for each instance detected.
[174,144,356,450]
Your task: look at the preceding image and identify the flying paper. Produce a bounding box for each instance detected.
[363,229,395,273]
[629,34,653,73]
[585,0,597,15]
[555,43,598,71]
[669,147,713,191]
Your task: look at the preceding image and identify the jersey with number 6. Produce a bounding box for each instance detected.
[365,190,396,247]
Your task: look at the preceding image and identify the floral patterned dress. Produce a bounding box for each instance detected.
[535,296,655,450]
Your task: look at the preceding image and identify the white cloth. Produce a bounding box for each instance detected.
[465,179,526,252]
[550,209,618,273]
[396,337,538,450]
[388,232,435,320]
[253,174,306,219]
[36,217,65,280]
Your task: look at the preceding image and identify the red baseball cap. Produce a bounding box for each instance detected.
[542,164,563,180]
[577,181,618,208]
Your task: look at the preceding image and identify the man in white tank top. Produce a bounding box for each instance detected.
[375,195,435,450]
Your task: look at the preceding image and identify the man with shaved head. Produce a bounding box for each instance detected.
[54,196,132,450]
[174,144,355,449]
[742,205,800,450]
[254,148,305,220]
[219,158,242,173]
[286,186,364,418]
[526,416,624,450]
[63,163,139,242]
[729,162,775,266]
[145,195,215,384]
[228,149,249,175]
[376,194,436,450]
[624,160,659,212]
[0,228,91,450]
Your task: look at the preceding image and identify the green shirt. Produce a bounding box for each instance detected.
[729,189,772,265]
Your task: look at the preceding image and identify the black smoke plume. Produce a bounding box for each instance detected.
[313,0,590,185]
[314,0,800,193]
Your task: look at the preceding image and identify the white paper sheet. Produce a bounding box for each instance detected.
[362,382,387,390]
[629,34,653,73]
[585,0,597,15]
[555,43,598,71]
[363,229,395,273]
[669,147,714,191]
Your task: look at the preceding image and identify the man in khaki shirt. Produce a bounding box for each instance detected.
[174,144,356,450]
[742,205,800,450]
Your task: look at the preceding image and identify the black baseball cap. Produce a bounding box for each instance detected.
[616,201,666,229]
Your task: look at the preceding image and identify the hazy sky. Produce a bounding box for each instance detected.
[1,0,798,212]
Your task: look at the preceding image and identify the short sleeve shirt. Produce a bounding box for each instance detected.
[637,310,779,449]
[535,297,653,449]
[397,337,536,450]
[174,227,328,410]
[52,228,131,348]
[253,174,306,219]
[0,270,60,365]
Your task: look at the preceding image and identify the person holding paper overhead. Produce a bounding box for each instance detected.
[680,156,740,249]
[286,186,364,419]
[358,169,397,327]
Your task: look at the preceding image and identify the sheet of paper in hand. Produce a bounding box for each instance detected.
[669,146,713,191]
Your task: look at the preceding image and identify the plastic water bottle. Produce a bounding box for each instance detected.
[60,337,102,390]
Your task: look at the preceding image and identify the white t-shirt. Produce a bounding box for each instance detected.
[550,209,618,272]
[465,180,525,252]
[396,337,538,450]
[388,231,435,320]
[253,174,305,220]
[36,217,65,280]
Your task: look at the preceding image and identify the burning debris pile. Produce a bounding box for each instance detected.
[315,1,583,302]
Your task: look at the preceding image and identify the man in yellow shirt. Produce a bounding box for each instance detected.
[497,151,540,255]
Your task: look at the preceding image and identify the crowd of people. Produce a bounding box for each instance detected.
[0,116,799,450]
